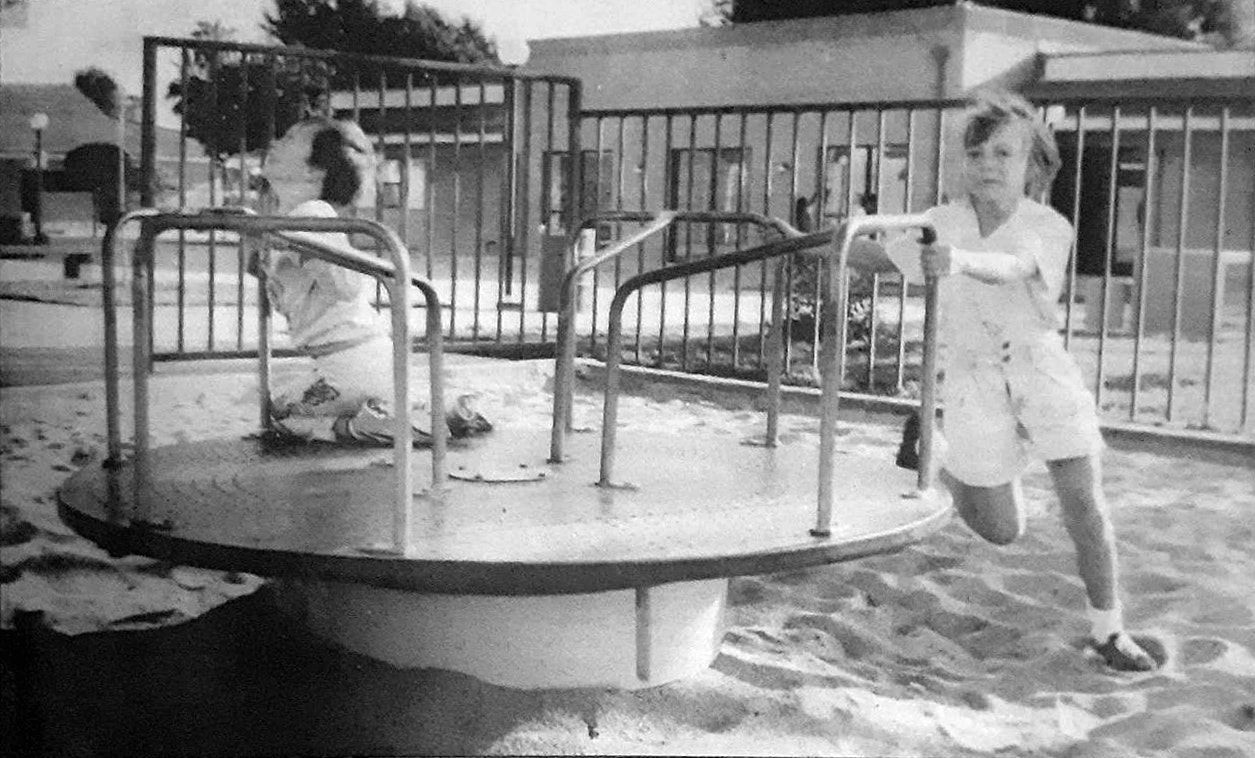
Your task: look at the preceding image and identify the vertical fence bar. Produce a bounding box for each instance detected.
[759,111,775,369]
[1243,188,1255,430]
[567,83,583,323]
[1064,106,1087,349]
[1094,106,1121,407]
[611,116,626,356]
[656,114,672,365]
[812,110,830,360]
[636,115,650,363]
[731,112,748,370]
[401,74,413,252]
[496,76,512,337]
[177,46,190,354]
[517,82,534,342]
[428,75,438,284]
[1203,106,1231,430]
[140,40,158,208]
[783,110,800,371]
[472,79,488,342]
[374,72,388,310]
[543,83,558,344]
[705,113,722,366]
[841,110,859,385]
[866,108,887,390]
[206,49,220,352]
[1167,104,1194,422]
[682,115,697,372]
[1131,106,1157,421]
[450,78,464,339]
[896,108,915,390]
[236,53,250,351]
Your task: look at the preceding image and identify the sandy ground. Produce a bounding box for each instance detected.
[2,358,1254,757]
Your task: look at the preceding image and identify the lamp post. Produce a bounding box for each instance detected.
[29,112,49,244]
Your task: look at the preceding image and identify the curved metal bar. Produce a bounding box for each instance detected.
[812,214,937,537]
[550,210,805,464]
[598,214,940,542]
[101,209,163,481]
[549,212,674,462]
[102,209,441,556]
[599,229,835,486]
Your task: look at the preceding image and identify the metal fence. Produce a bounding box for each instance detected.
[573,96,1254,438]
[133,39,1253,438]
[137,36,580,359]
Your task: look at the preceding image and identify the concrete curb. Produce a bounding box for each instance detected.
[574,359,1255,468]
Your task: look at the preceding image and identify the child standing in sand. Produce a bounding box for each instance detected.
[253,117,490,444]
[912,91,1157,672]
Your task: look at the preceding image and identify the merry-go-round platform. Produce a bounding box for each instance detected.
[58,208,951,690]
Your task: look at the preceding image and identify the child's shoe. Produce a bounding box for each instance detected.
[895,412,922,470]
[333,400,434,447]
[1092,631,1158,672]
[446,394,493,439]
[895,410,945,472]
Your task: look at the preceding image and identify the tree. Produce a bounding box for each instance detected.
[706,0,1249,46]
[73,67,131,225]
[263,0,501,87]
[166,3,502,166]
[166,21,315,165]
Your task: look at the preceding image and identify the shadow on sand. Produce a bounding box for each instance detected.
[1,585,583,757]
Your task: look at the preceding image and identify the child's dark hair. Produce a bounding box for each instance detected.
[308,122,366,206]
[963,89,1061,198]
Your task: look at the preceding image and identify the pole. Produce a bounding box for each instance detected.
[32,129,46,244]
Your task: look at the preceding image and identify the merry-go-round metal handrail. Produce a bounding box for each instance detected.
[99,207,445,556]
[591,213,940,537]
[549,210,807,465]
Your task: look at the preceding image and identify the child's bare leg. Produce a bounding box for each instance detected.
[940,470,1024,546]
[1048,454,1157,671]
[1047,454,1116,609]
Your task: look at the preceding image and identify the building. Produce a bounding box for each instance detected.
[0,83,195,243]
[519,3,1253,334]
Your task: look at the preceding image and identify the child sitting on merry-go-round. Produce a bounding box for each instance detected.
[249,116,491,446]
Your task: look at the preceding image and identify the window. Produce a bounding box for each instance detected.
[821,144,909,223]
[405,161,427,211]
[364,158,426,211]
[666,147,752,255]
[1051,143,1147,277]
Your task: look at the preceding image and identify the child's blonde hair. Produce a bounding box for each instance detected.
[963,89,1061,199]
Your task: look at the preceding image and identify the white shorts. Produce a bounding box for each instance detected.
[941,335,1104,487]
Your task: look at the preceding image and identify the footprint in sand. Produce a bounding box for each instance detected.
[783,613,890,661]
[927,571,1009,607]
[1179,637,1228,666]
[1123,570,1189,596]
[1224,703,1255,732]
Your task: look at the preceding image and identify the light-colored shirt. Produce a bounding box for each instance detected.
[925,198,1074,360]
[264,199,387,350]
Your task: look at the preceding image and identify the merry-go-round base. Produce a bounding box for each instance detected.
[59,425,951,689]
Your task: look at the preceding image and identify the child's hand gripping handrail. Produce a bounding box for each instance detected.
[549,210,805,464]
[100,208,442,556]
[592,213,939,540]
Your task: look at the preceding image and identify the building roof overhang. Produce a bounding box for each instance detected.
[1027,49,1255,100]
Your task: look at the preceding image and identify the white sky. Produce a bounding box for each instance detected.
[1,0,703,93]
